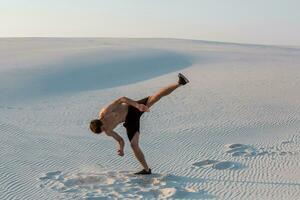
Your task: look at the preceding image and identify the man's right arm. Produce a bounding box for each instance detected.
[105,130,125,156]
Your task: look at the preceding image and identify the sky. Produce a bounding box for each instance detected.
[1,0,300,45]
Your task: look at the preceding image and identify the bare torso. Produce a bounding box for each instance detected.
[99,103,129,131]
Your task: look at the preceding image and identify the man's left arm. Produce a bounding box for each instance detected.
[100,97,149,118]
[121,97,149,112]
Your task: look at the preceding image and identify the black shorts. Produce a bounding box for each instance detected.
[123,97,149,141]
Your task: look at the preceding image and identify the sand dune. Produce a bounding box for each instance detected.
[0,38,191,103]
[1,38,300,199]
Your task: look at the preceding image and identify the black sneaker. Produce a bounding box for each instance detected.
[134,168,152,175]
[178,73,189,85]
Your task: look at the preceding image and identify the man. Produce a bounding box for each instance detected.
[90,73,189,174]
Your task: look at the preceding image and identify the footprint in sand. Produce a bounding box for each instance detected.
[212,161,243,170]
[192,160,219,168]
[281,141,292,145]
[225,144,258,157]
[39,170,215,199]
[0,106,23,110]
[225,143,269,158]
[39,171,62,180]
[225,143,297,158]
[193,160,243,170]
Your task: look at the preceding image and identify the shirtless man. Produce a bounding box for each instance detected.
[90,73,189,174]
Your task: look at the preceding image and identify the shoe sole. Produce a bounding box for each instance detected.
[178,73,189,84]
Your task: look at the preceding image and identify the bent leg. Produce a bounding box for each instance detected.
[130,132,150,171]
[147,83,181,107]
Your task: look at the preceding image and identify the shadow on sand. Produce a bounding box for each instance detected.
[0,48,192,103]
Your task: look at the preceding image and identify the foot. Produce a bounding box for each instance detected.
[134,168,152,175]
[178,73,189,85]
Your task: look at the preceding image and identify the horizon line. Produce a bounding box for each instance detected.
[0,36,299,48]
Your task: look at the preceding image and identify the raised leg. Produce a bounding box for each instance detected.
[130,132,150,171]
[146,83,181,107]
[146,73,189,108]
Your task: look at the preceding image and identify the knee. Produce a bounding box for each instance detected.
[130,142,139,149]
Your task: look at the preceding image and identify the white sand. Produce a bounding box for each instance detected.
[1,38,300,199]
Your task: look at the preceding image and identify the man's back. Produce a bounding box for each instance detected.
[99,103,129,131]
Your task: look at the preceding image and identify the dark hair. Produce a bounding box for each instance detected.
[90,119,103,134]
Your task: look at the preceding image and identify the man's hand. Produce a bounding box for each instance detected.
[105,130,125,157]
[117,149,124,156]
[119,97,150,112]
[136,104,150,112]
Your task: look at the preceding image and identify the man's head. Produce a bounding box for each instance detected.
[90,119,103,134]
